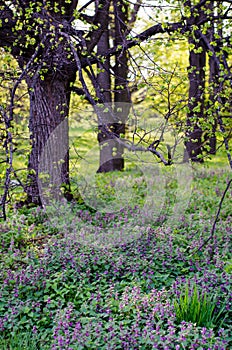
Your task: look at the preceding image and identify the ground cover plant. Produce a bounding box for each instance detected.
[0,161,231,349]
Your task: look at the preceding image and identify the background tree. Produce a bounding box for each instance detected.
[184,0,232,161]
[94,0,131,172]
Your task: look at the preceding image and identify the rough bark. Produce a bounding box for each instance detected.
[26,72,75,204]
[185,3,206,162]
[185,40,206,162]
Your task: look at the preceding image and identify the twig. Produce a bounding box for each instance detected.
[194,178,232,254]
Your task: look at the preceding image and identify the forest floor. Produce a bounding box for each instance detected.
[0,154,231,349]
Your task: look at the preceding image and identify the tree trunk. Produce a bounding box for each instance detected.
[96,0,131,173]
[96,16,117,173]
[208,51,218,155]
[113,0,130,172]
[207,1,221,155]
[185,5,206,162]
[25,72,74,205]
[185,40,206,162]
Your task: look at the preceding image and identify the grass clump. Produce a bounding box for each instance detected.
[0,331,39,350]
[174,283,228,329]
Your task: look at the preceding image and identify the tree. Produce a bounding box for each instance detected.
[0,1,79,205]
[92,0,132,172]
[184,0,206,162]
[0,0,231,211]
[184,0,232,161]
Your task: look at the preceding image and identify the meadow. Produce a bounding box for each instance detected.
[0,147,231,349]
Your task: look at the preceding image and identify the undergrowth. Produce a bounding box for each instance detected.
[0,167,231,349]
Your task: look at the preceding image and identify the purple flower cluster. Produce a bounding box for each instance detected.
[50,290,229,350]
[0,174,231,349]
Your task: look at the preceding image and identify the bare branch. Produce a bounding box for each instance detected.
[85,0,111,52]
[128,0,142,29]
[194,178,232,254]
[0,106,13,220]
[81,21,186,68]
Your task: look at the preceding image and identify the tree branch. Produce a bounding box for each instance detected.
[194,178,232,254]
[127,0,142,34]
[85,0,111,52]
[81,21,186,67]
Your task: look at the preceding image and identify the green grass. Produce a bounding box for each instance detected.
[174,283,227,329]
[0,332,39,350]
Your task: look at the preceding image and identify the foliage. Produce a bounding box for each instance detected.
[0,163,231,349]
